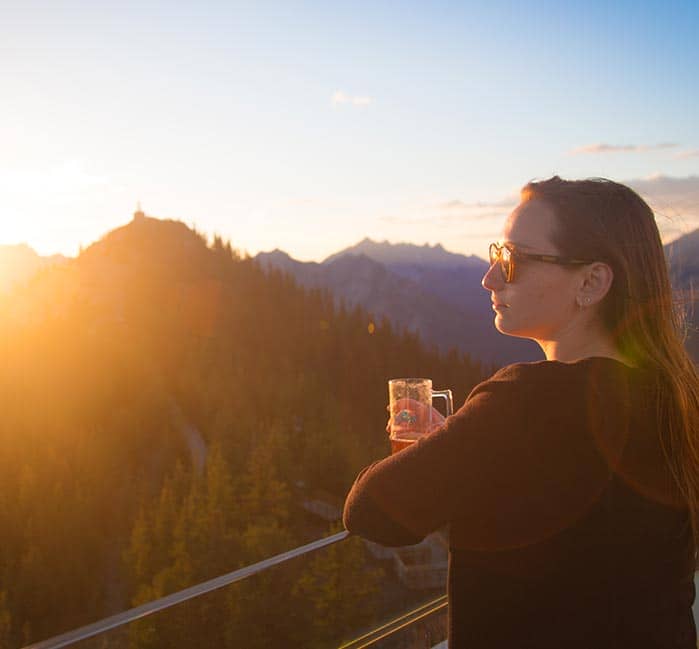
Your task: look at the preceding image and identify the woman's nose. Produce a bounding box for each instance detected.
[481,262,503,292]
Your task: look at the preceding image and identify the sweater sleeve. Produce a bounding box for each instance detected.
[342,363,612,547]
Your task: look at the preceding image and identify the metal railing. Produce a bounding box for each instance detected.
[338,595,447,649]
[23,531,350,649]
[21,530,447,649]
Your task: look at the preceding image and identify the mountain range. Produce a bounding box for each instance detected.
[2,215,483,647]
[0,243,68,294]
[257,232,699,366]
[258,239,541,367]
[666,229,699,359]
[2,226,696,366]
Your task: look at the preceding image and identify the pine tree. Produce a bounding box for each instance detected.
[292,523,384,648]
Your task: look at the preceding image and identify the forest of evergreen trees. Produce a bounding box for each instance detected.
[0,216,486,648]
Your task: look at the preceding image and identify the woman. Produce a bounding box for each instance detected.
[343,177,699,648]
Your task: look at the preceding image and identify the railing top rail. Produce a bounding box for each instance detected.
[338,594,448,649]
[22,530,351,649]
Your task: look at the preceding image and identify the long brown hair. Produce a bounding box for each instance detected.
[522,176,699,554]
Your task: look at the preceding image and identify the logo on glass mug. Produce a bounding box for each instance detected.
[388,378,453,453]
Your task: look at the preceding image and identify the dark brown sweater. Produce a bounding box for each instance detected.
[343,358,696,648]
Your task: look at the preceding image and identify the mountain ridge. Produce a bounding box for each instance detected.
[5,225,697,363]
[0,243,69,293]
[257,231,699,365]
[257,238,542,366]
[322,236,484,269]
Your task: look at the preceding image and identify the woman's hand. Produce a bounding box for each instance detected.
[386,398,446,436]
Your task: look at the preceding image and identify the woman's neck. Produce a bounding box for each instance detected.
[538,336,631,366]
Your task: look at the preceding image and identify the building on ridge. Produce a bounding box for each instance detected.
[133,202,145,221]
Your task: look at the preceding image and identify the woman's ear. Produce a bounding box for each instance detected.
[576,262,614,308]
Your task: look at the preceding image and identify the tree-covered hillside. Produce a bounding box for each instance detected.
[0,216,484,647]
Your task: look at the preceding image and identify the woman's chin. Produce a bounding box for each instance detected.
[493,314,523,338]
[493,312,510,333]
[494,321,512,336]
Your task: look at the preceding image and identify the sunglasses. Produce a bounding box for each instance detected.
[488,242,593,283]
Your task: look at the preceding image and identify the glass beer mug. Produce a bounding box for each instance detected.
[388,378,453,453]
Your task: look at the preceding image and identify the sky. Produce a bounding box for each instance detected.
[1,0,698,262]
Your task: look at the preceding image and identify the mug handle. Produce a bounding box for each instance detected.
[431,389,453,418]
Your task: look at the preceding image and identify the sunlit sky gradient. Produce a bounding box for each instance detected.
[2,1,698,261]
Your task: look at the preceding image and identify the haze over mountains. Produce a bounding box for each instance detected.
[0,214,484,647]
[0,243,68,293]
[257,240,541,366]
[257,231,699,365]
[0,217,695,647]
[0,216,696,642]
[3,225,697,366]
[665,230,699,360]
[666,228,699,289]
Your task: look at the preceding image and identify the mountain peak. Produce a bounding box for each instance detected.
[0,242,39,259]
[77,214,210,272]
[323,238,481,269]
[255,248,296,269]
[261,248,293,260]
[0,243,70,293]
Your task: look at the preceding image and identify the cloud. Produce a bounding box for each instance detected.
[438,196,518,212]
[625,174,699,240]
[627,174,699,209]
[379,196,516,229]
[331,90,373,107]
[382,177,699,249]
[674,149,699,159]
[569,142,678,155]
